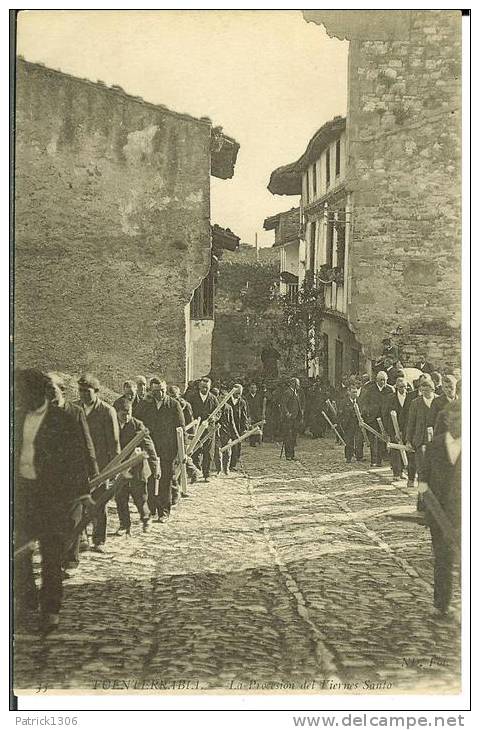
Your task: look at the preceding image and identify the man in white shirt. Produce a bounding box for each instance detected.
[15,369,91,633]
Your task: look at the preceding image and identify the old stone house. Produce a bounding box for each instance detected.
[14,58,239,389]
[266,10,461,379]
[267,116,363,383]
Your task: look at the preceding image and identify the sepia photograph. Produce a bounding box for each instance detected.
[10,7,466,707]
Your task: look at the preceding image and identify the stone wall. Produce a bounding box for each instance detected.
[211,245,282,380]
[15,59,212,389]
[344,10,462,370]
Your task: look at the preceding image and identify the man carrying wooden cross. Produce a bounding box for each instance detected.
[229,384,249,471]
[14,369,93,634]
[359,370,394,467]
[383,375,416,485]
[137,378,185,522]
[113,398,159,535]
[214,384,239,475]
[338,383,364,463]
[185,376,218,482]
[76,373,121,552]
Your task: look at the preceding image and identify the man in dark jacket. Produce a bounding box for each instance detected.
[279,378,304,460]
[136,378,185,521]
[114,398,159,535]
[358,370,394,467]
[261,343,281,378]
[214,387,239,475]
[47,372,99,569]
[419,400,461,617]
[245,382,263,447]
[113,380,142,416]
[434,375,457,414]
[168,385,194,426]
[338,383,364,463]
[406,376,443,509]
[185,376,218,482]
[229,384,249,469]
[15,369,92,633]
[76,374,120,551]
[383,375,416,484]
[414,354,434,375]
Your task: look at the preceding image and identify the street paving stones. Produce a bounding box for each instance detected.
[14,436,461,694]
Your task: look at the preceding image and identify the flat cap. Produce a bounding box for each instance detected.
[78,373,100,390]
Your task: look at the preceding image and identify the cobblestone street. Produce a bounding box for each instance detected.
[15,436,461,695]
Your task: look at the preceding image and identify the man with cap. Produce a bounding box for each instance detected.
[114,398,159,535]
[245,382,263,447]
[113,380,141,416]
[381,336,399,363]
[47,373,99,570]
[76,373,120,551]
[14,369,93,633]
[136,377,185,521]
[406,375,443,507]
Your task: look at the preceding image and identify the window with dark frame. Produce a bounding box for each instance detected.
[305,169,309,203]
[190,266,214,319]
[326,217,334,267]
[336,209,346,269]
[326,147,331,188]
[336,139,341,177]
[312,162,317,198]
[309,221,316,272]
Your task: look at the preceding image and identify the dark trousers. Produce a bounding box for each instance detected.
[147,475,159,518]
[430,523,454,611]
[64,503,83,567]
[283,423,297,459]
[147,456,177,517]
[390,448,416,480]
[415,448,427,511]
[344,426,364,461]
[366,422,385,465]
[14,478,69,616]
[115,479,149,529]
[231,442,242,468]
[193,439,212,479]
[91,485,107,546]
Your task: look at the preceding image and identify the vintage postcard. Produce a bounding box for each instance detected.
[11,8,466,709]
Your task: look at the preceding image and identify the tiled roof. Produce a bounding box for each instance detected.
[268,116,346,196]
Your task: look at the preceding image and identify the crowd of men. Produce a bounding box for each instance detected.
[14,339,461,634]
[14,370,272,633]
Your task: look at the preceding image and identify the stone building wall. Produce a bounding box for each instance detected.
[211,245,282,380]
[14,59,213,389]
[304,10,462,371]
[345,10,462,370]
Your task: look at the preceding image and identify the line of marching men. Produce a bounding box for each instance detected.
[13,369,263,634]
[332,367,461,619]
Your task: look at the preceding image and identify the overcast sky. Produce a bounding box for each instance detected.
[17,10,348,247]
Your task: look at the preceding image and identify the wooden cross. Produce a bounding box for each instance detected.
[176,426,188,496]
[390,410,408,467]
[321,410,346,447]
[219,426,262,453]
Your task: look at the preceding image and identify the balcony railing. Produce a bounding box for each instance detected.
[286,283,299,303]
